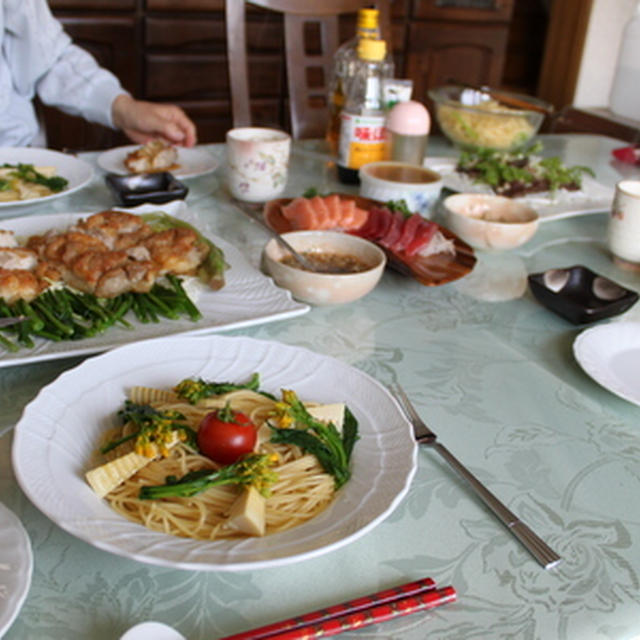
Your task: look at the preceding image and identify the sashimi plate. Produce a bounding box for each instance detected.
[12,335,417,571]
[264,194,476,286]
[0,200,309,368]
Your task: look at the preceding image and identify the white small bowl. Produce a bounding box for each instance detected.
[359,161,443,216]
[442,193,539,250]
[262,231,386,305]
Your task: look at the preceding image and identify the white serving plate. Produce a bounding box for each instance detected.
[0,147,94,208]
[573,322,640,406]
[12,335,417,571]
[0,200,309,367]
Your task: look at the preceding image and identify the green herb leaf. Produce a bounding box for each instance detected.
[138,453,279,499]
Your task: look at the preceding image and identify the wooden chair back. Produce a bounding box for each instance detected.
[225,0,391,140]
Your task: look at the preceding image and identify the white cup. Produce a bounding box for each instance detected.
[226,127,291,202]
[608,179,640,269]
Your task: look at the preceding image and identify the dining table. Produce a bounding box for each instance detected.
[1,132,640,640]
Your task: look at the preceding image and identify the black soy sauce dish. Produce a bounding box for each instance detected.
[105,172,188,207]
[528,265,639,324]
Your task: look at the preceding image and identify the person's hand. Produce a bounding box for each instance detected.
[111,94,197,147]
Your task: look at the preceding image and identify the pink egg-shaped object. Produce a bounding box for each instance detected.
[387,101,431,136]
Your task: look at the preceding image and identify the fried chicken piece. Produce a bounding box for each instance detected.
[123,140,179,174]
[143,228,209,275]
[0,268,45,303]
[0,230,18,248]
[0,248,39,271]
[34,261,64,285]
[65,249,158,298]
[76,210,153,251]
[34,231,108,265]
[95,261,158,298]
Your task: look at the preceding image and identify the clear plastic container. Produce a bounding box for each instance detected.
[610,2,640,121]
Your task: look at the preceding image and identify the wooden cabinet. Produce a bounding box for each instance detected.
[44,0,535,150]
[406,0,514,121]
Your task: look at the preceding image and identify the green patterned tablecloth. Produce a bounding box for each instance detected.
[2,135,640,639]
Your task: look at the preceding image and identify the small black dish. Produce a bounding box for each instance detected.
[528,265,639,324]
[105,172,188,207]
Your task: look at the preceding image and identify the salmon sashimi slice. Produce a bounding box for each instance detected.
[281,197,319,230]
[309,196,332,229]
[350,207,369,230]
[338,198,356,228]
[323,194,343,227]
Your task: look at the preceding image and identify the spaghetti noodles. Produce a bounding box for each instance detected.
[94,387,342,541]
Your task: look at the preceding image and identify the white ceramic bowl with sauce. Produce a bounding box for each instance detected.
[262,231,386,305]
[442,193,539,250]
[359,161,443,216]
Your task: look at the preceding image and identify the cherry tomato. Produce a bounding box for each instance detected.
[197,403,257,465]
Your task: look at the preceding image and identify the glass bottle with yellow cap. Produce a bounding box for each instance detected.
[326,8,393,155]
[337,37,388,184]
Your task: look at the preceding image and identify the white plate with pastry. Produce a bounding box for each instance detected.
[97,143,219,179]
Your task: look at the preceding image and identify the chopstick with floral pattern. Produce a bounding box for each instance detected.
[220,577,456,640]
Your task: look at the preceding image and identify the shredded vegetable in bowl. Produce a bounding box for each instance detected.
[429,86,547,151]
[436,101,536,150]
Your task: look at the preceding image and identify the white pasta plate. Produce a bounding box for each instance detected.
[573,322,640,407]
[0,200,309,368]
[97,145,219,179]
[12,335,417,571]
[425,157,614,222]
[0,502,33,637]
[0,147,94,208]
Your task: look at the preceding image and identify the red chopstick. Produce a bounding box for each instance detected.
[220,578,456,640]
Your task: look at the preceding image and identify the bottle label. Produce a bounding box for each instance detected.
[338,112,387,169]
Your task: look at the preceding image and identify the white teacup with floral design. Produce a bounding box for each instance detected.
[226,127,291,202]
[608,179,640,270]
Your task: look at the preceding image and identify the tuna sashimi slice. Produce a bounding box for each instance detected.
[405,219,438,256]
[379,211,405,249]
[372,207,394,239]
[392,213,423,253]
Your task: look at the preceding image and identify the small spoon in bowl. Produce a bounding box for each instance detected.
[231,200,320,272]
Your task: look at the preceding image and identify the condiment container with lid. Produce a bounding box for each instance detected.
[386,100,430,165]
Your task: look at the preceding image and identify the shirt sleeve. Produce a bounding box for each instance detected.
[2,0,128,130]
[35,42,128,129]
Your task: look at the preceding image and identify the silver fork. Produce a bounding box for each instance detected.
[389,383,562,570]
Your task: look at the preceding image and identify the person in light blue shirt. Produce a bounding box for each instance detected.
[0,0,197,148]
